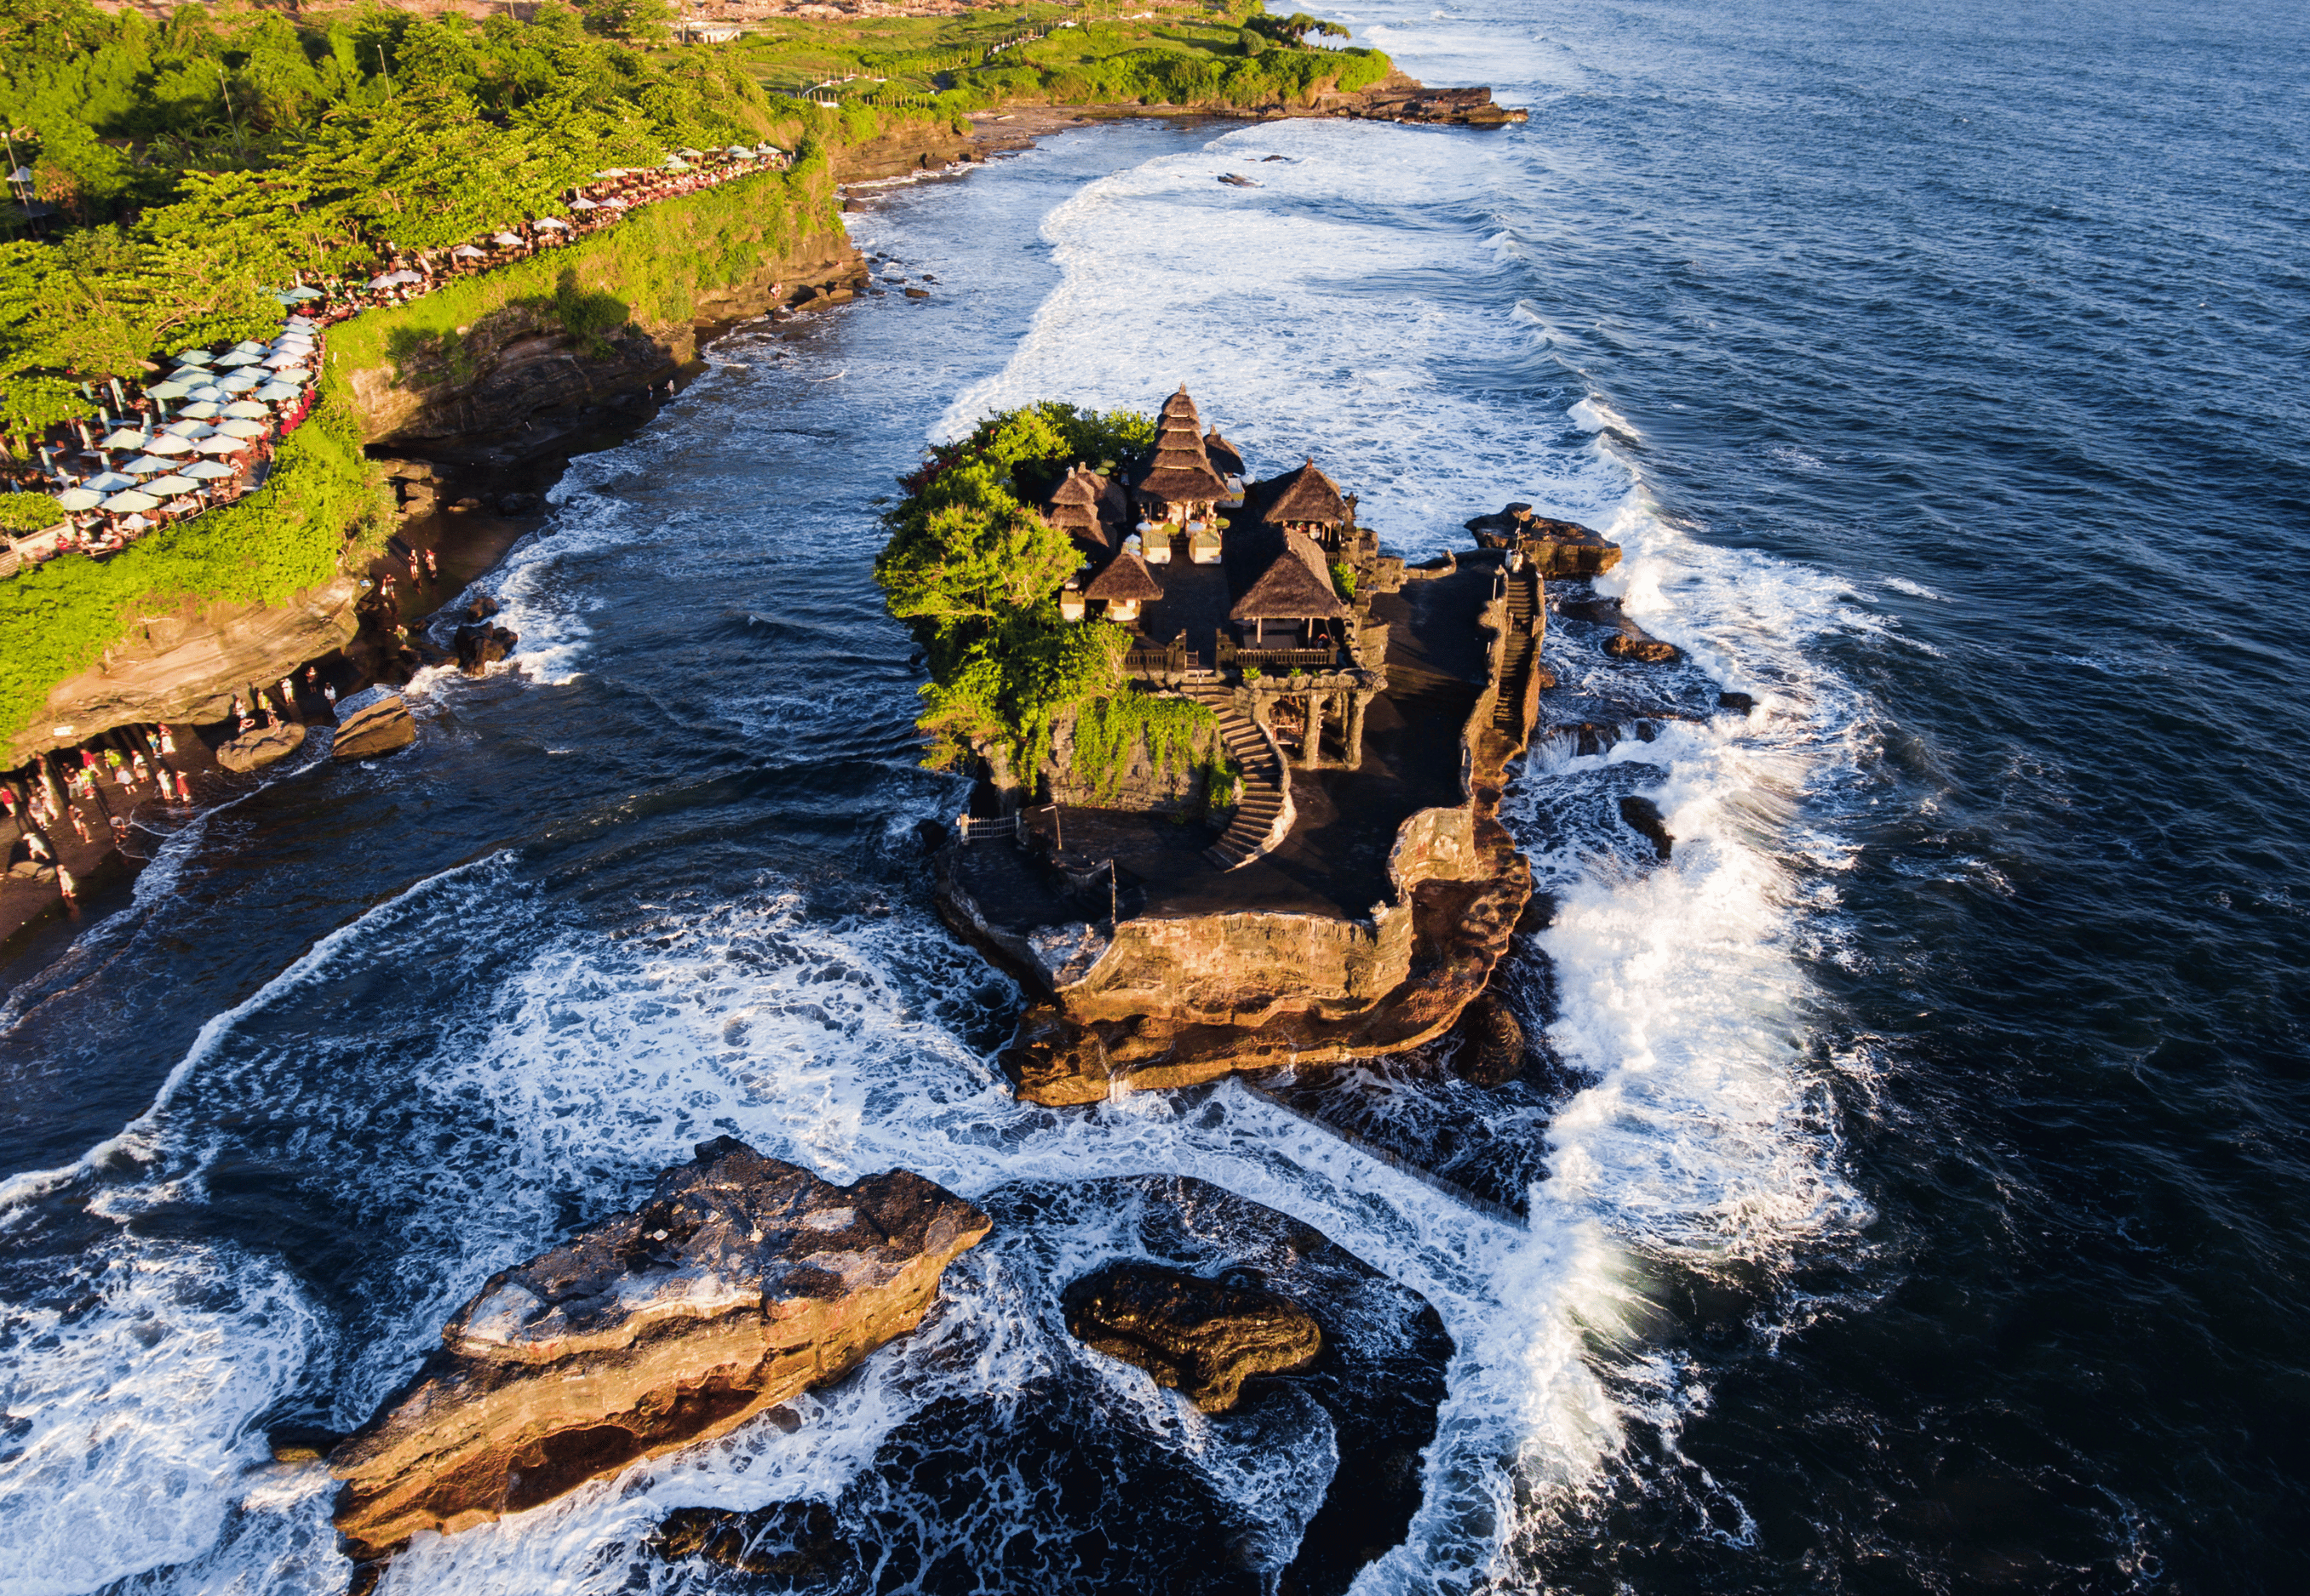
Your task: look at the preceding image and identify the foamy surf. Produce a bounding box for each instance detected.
[0,87,1881,1596]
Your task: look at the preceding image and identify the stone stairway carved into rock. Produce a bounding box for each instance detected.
[1186,684,1293,871]
[1493,570,1542,735]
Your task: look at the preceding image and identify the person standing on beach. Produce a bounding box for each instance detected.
[57,865,77,906]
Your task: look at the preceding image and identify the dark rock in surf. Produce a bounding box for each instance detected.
[465,592,501,621]
[903,286,930,300]
[1063,1261,1321,1413]
[1604,631,1680,664]
[328,1137,990,1564]
[649,1176,1452,1596]
[330,695,416,761]
[1514,890,1556,936]
[655,1499,851,1579]
[1453,992,1526,1084]
[1619,795,1674,861]
[453,622,518,676]
[1466,502,1622,573]
[1718,689,1756,712]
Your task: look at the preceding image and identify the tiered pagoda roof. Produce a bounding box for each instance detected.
[1136,386,1228,505]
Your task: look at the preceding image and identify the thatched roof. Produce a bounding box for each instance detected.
[1046,466,1121,550]
[1230,530,1346,621]
[1082,548,1165,604]
[1263,457,1349,525]
[1204,428,1246,479]
[1138,386,1229,503]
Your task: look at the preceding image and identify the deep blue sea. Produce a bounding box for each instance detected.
[3,0,2307,1590]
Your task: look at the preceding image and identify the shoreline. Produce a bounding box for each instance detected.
[1,83,1526,969]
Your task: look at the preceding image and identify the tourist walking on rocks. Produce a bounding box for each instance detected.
[57,865,77,906]
[158,724,176,756]
[67,806,89,844]
[424,548,438,578]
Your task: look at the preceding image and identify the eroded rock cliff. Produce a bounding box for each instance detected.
[329,1136,990,1564]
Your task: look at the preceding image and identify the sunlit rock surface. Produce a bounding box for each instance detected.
[330,1136,990,1562]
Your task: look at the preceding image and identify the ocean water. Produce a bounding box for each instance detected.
[4,0,2307,1589]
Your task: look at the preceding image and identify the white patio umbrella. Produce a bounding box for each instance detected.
[678,147,705,161]
[663,158,691,172]
[285,317,318,330]
[217,371,262,392]
[177,401,222,419]
[365,275,398,289]
[84,471,136,492]
[141,433,194,455]
[536,217,570,231]
[491,232,524,247]
[144,474,198,495]
[184,385,225,403]
[215,419,268,439]
[175,348,214,364]
[100,427,150,449]
[223,400,271,420]
[285,286,323,301]
[262,351,305,368]
[102,489,159,512]
[119,512,153,531]
[183,460,237,480]
[570,197,599,210]
[600,197,628,209]
[451,244,486,260]
[255,381,303,402]
[146,380,192,400]
[163,421,215,438]
[54,488,103,511]
[215,350,261,368]
[388,269,424,284]
[192,435,245,455]
[232,340,268,353]
[119,455,172,474]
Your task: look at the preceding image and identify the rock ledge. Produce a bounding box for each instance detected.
[330,1137,990,1563]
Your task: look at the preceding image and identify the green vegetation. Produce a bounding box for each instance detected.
[0,0,894,426]
[1069,690,1221,804]
[0,403,390,750]
[879,400,1182,781]
[726,2,1387,119]
[1327,558,1356,600]
[0,492,60,533]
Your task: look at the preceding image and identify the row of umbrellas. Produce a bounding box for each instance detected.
[49,317,319,517]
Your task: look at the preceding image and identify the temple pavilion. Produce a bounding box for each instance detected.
[1045,386,1359,659]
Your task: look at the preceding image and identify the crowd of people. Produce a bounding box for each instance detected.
[3,142,790,569]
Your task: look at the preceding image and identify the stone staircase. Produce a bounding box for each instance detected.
[1187,684,1292,871]
[1493,570,1542,735]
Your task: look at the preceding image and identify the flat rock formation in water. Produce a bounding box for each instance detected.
[1063,1259,1323,1412]
[653,1175,1453,1596]
[330,695,416,761]
[215,722,307,773]
[329,1136,991,1564]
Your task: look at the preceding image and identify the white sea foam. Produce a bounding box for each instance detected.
[0,1235,320,1596]
[0,85,1878,1596]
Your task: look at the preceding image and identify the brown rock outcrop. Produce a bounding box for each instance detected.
[215,723,309,774]
[330,1136,991,1564]
[453,621,518,676]
[1062,1261,1321,1412]
[1465,503,1622,575]
[1604,631,1680,664]
[1619,795,1674,861]
[330,695,416,761]
[8,575,363,766]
